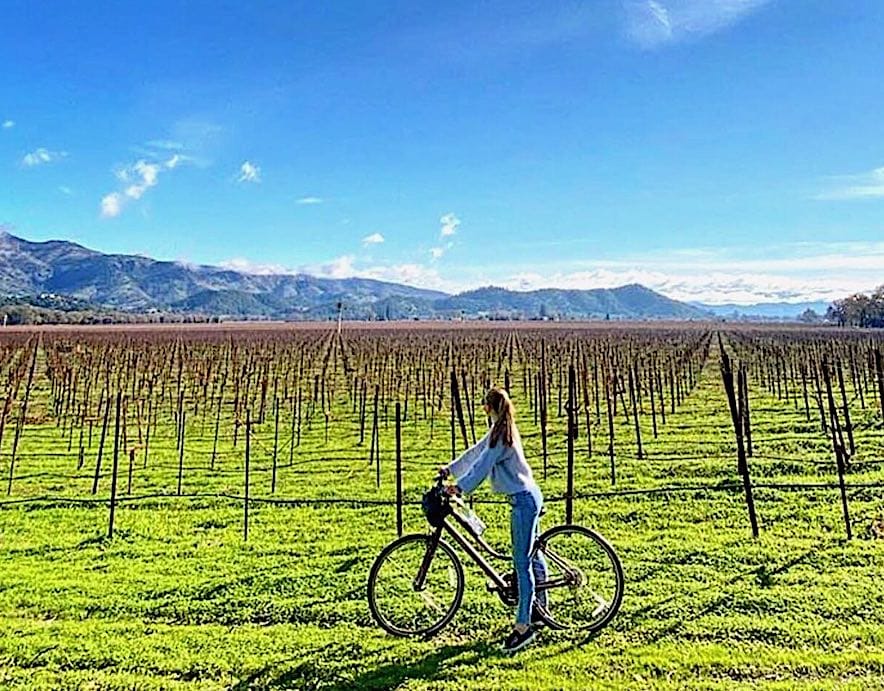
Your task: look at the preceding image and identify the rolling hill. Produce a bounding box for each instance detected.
[0,231,711,321]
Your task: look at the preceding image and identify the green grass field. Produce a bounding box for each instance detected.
[2,330,884,689]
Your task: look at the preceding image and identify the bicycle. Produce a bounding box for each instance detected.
[367,472,624,637]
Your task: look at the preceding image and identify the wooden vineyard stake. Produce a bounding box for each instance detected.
[376,404,382,490]
[211,377,223,469]
[288,390,297,465]
[565,365,577,525]
[144,390,153,468]
[605,370,615,486]
[581,358,593,458]
[359,379,367,445]
[821,358,852,540]
[656,368,666,426]
[719,337,759,538]
[875,348,884,423]
[737,364,753,458]
[396,401,403,537]
[272,396,279,493]
[296,386,303,447]
[648,365,658,439]
[369,385,379,467]
[532,371,538,426]
[540,351,549,481]
[92,393,111,495]
[127,447,135,494]
[177,411,186,496]
[800,364,811,422]
[108,391,122,539]
[628,366,643,460]
[461,370,476,445]
[835,360,855,458]
[450,369,469,452]
[244,414,251,541]
[0,393,11,484]
[6,340,38,496]
[669,363,676,415]
[449,379,456,460]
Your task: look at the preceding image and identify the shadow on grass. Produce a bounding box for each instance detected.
[614,542,825,644]
[542,627,606,657]
[236,641,493,690]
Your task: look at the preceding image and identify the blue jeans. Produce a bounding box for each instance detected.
[510,485,547,626]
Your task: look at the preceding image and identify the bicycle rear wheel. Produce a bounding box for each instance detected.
[536,525,623,632]
[367,533,464,637]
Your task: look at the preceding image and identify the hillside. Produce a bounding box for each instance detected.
[0,232,711,321]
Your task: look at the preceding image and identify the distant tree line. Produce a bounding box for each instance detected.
[0,296,231,325]
[826,286,884,328]
[0,305,228,326]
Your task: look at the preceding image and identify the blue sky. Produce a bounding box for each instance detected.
[2,0,884,303]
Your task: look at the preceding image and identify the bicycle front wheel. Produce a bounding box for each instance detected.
[367,533,465,637]
[536,525,624,632]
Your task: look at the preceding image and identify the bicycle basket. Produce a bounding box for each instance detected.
[421,488,450,527]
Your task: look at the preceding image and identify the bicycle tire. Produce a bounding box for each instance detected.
[367,533,465,637]
[534,524,624,633]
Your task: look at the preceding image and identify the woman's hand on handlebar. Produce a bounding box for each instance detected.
[434,467,460,496]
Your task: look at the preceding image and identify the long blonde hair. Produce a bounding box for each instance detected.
[485,388,515,448]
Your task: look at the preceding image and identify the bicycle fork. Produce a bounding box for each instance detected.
[413,526,443,591]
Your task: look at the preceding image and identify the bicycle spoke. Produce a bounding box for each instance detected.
[368,534,464,637]
[536,526,623,631]
[419,590,444,613]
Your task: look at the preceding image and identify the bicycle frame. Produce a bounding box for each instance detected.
[415,502,570,596]
[441,508,512,592]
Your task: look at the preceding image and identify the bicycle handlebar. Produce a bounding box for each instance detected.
[433,471,464,507]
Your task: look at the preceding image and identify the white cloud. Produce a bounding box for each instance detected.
[296,196,323,205]
[58,186,73,196]
[223,239,881,303]
[238,161,261,183]
[486,240,884,303]
[213,230,883,305]
[440,212,460,237]
[146,139,184,150]
[815,166,884,200]
[623,0,771,48]
[362,232,385,245]
[220,253,456,292]
[2,120,13,129]
[100,193,123,218]
[99,155,189,218]
[129,161,159,195]
[303,255,356,279]
[501,267,833,304]
[220,258,290,275]
[21,148,67,167]
[359,263,452,291]
[426,213,460,261]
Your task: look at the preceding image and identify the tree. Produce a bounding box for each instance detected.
[798,308,821,324]
[827,286,884,327]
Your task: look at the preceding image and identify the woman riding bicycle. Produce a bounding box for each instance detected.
[439,387,547,653]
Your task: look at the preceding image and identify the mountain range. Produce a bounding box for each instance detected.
[1,231,712,321]
[693,300,831,319]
